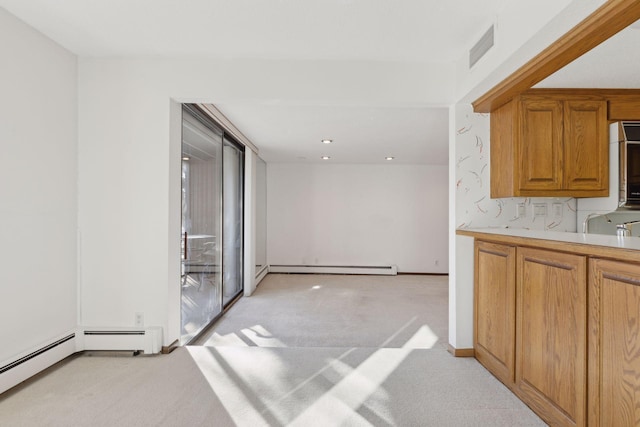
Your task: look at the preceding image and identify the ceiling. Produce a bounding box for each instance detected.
[1,1,637,164]
[536,20,640,88]
[0,0,505,61]
[216,105,449,164]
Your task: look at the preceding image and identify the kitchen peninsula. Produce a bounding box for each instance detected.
[457,227,640,427]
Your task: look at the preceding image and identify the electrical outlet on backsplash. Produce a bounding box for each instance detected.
[454,104,577,232]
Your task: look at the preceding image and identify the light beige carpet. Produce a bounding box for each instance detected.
[195,274,449,349]
[0,274,546,426]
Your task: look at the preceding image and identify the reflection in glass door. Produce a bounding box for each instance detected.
[223,138,244,306]
[181,106,223,343]
[180,105,245,344]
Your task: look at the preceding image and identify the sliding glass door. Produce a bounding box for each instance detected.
[223,138,244,305]
[180,105,244,344]
[181,107,223,343]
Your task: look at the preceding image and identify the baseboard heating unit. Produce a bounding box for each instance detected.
[0,333,77,394]
[269,265,398,276]
[81,327,162,354]
[0,327,163,394]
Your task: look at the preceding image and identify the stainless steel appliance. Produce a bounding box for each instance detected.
[619,122,640,208]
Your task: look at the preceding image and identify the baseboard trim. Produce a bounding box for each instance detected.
[255,265,269,285]
[447,345,475,357]
[397,272,449,276]
[161,340,179,354]
[269,265,397,276]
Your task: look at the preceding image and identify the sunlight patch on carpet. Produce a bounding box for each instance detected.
[241,325,286,347]
[403,324,439,349]
[287,348,410,426]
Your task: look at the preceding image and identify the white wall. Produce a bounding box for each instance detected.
[255,157,268,271]
[267,163,448,273]
[0,8,77,370]
[76,58,455,346]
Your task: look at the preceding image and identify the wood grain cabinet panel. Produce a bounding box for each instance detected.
[516,247,587,427]
[563,100,608,191]
[589,259,640,427]
[470,234,640,426]
[490,92,608,198]
[474,241,516,387]
[519,98,563,191]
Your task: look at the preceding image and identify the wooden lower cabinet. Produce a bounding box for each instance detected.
[469,234,640,426]
[474,241,516,387]
[589,259,640,427]
[516,247,587,427]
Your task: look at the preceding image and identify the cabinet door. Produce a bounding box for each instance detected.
[563,100,608,193]
[519,98,563,191]
[516,247,587,427]
[474,241,516,387]
[589,259,640,427]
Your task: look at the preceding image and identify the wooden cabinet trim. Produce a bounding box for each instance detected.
[457,229,640,264]
[490,100,517,198]
[600,270,640,287]
[499,89,640,121]
[588,260,601,427]
[520,255,575,271]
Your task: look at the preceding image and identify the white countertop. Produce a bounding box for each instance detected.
[459,227,640,251]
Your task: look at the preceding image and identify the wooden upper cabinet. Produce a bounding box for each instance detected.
[490,92,608,198]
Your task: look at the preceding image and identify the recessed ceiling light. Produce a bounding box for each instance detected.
[385,156,395,161]
[321,139,333,144]
[321,156,331,160]
[182,156,190,161]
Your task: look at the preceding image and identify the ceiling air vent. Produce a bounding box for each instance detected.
[469,25,494,68]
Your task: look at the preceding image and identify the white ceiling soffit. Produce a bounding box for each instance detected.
[536,19,640,88]
[0,0,504,62]
[215,105,449,165]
